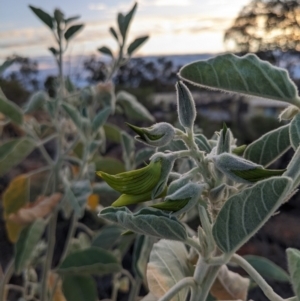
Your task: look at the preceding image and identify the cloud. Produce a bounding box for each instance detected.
[0,27,52,50]
[0,0,242,59]
[88,3,107,10]
[153,0,191,6]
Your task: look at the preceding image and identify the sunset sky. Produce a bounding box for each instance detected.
[0,0,250,60]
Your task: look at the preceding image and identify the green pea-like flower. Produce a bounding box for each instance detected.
[97,160,163,206]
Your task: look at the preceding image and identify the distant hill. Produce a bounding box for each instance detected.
[2,53,216,88]
[6,52,300,89]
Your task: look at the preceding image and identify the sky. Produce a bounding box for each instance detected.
[0,0,250,61]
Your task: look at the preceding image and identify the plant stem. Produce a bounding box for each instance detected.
[175,129,213,187]
[128,277,142,301]
[120,269,135,289]
[63,135,80,155]
[40,211,58,301]
[231,254,285,301]
[58,213,77,265]
[6,284,25,294]
[157,277,196,301]
[197,265,221,301]
[63,156,82,165]
[76,222,95,237]
[111,275,119,301]
[39,134,58,146]
[193,256,209,285]
[27,165,51,177]
[24,124,54,166]
[0,260,14,301]
[58,29,63,94]
[185,237,202,255]
[77,142,89,179]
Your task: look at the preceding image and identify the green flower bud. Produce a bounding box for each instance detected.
[152,183,206,215]
[279,105,300,121]
[111,186,167,207]
[176,81,196,130]
[216,123,232,154]
[232,144,247,156]
[97,160,162,195]
[212,153,285,183]
[127,122,175,147]
[208,183,228,203]
[150,153,176,199]
[167,175,190,195]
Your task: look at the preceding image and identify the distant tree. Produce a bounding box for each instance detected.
[83,55,107,83]
[6,55,39,91]
[225,0,300,54]
[83,55,178,92]
[115,57,178,91]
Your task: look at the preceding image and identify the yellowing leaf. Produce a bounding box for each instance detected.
[87,194,99,211]
[48,272,67,301]
[8,193,62,225]
[147,240,191,301]
[3,175,29,242]
[210,265,250,300]
[71,165,80,176]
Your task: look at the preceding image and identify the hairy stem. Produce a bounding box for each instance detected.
[185,237,202,255]
[24,124,54,166]
[39,134,58,146]
[194,256,209,285]
[58,213,77,265]
[111,274,119,301]
[175,129,213,187]
[197,265,221,301]
[0,260,14,301]
[5,284,25,294]
[58,29,63,93]
[231,254,284,301]
[40,211,58,301]
[158,277,196,301]
[27,165,51,177]
[76,222,95,237]
[128,277,142,301]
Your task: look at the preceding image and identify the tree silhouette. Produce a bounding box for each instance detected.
[5,55,39,91]
[83,56,178,92]
[225,0,300,53]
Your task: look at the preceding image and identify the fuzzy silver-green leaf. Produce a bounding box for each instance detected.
[290,113,300,151]
[179,53,300,107]
[287,248,300,299]
[100,207,187,241]
[244,124,291,167]
[15,219,47,274]
[0,89,23,125]
[283,146,300,190]
[244,255,289,282]
[213,177,292,254]
[0,138,36,176]
[58,247,121,275]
